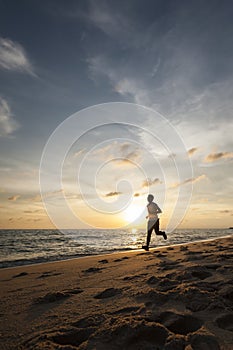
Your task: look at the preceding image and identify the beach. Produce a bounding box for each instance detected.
[0,236,233,349]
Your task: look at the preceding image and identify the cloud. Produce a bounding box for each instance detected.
[26,218,41,222]
[188,147,199,156]
[219,209,233,215]
[23,209,43,213]
[8,194,20,201]
[0,37,35,75]
[204,152,233,163]
[92,142,116,158]
[92,141,142,166]
[30,189,64,202]
[0,97,19,136]
[74,148,85,158]
[115,78,149,105]
[142,178,161,188]
[85,1,138,47]
[105,191,122,197]
[134,193,140,197]
[87,55,150,105]
[113,150,142,167]
[170,174,206,189]
[31,194,42,202]
[119,142,131,153]
[85,1,233,148]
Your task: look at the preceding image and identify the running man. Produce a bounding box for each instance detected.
[142,194,167,251]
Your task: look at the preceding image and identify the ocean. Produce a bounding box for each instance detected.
[0,228,232,268]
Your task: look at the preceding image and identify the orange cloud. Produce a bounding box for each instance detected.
[171,174,206,188]
[23,209,43,213]
[73,148,85,158]
[8,194,20,201]
[112,150,142,167]
[92,142,142,167]
[134,193,140,197]
[204,151,233,163]
[30,189,64,202]
[105,191,122,197]
[188,147,199,156]
[142,178,161,188]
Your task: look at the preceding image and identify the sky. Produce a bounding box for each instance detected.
[0,0,232,230]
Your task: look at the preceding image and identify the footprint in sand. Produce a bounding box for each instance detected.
[98,259,109,264]
[147,276,159,285]
[12,272,28,278]
[35,288,83,304]
[123,273,148,281]
[113,256,129,262]
[137,252,150,256]
[83,267,103,273]
[94,287,122,299]
[72,314,106,328]
[180,245,188,251]
[136,289,168,307]
[190,269,212,280]
[205,263,221,270]
[157,278,177,292]
[219,285,233,301]
[82,317,169,349]
[37,271,63,279]
[215,313,233,332]
[156,252,167,257]
[152,311,203,335]
[110,306,140,315]
[50,327,95,348]
[175,266,212,283]
[189,332,220,350]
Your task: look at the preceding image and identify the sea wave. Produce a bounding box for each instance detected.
[0,228,232,268]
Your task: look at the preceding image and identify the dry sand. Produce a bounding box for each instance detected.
[0,236,233,349]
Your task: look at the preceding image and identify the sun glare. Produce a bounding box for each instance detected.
[123,205,143,223]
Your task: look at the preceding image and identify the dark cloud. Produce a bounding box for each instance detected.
[105,191,122,197]
[204,152,233,163]
[188,147,199,156]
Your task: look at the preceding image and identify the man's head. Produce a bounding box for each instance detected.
[147,194,154,203]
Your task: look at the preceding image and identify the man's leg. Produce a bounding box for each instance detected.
[155,219,167,240]
[142,222,153,250]
[146,227,153,248]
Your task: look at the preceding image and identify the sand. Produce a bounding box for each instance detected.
[0,236,233,350]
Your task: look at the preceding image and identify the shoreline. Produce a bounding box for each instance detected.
[0,235,233,349]
[1,234,232,271]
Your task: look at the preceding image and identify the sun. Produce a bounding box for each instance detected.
[123,204,143,223]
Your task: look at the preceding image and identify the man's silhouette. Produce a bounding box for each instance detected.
[142,194,167,251]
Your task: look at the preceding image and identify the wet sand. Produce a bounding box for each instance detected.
[0,236,233,349]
